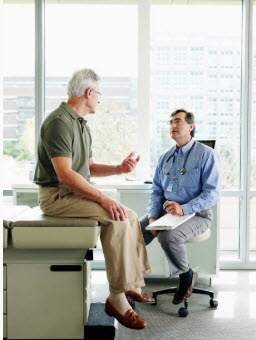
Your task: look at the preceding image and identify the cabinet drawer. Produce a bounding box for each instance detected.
[7,263,84,339]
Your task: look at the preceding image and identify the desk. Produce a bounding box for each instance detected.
[12,181,156,219]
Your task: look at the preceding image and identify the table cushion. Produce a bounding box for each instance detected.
[11,206,99,228]
[2,205,30,248]
[2,205,29,228]
[11,226,99,249]
[3,206,99,249]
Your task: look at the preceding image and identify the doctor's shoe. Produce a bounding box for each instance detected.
[125,290,155,304]
[105,299,146,330]
[172,269,198,305]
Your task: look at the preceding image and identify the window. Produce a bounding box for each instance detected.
[190,72,204,89]
[208,74,218,92]
[2,0,255,269]
[190,46,204,65]
[220,50,235,69]
[250,1,256,261]
[208,98,218,114]
[157,72,171,88]
[45,1,138,168]
[208,50,218,68]
[209,122,217,137]
[150,1,242,261]
[156,97,170,113]
[174,47,187,65]
[172,95,188,110]
[190,96,204,113]
[3,1,35,188]
[156,46,170,65]
[220,98,234,116]
[173,72,187,89]
[220,74,235,92]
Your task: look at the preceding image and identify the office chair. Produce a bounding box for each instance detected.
[152,229,218,317]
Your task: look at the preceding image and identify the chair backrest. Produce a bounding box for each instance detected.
[197,140,216,149]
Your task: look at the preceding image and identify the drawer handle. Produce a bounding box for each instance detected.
[50,265,82,272]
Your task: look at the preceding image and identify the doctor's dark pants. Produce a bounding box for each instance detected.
[140,209,213,277]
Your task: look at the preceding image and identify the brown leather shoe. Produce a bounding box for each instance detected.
[125,290,155,304]
[172,269,198,305]
[105,299,146,330]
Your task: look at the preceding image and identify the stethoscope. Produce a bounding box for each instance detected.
[163,141,196,175]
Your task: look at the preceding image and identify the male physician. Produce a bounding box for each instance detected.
[34,68,154,330]
[140,109,221,304]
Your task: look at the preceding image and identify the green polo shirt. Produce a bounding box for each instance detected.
[33,102,92,186]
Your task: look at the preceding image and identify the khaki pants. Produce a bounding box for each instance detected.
[39,185,152,293]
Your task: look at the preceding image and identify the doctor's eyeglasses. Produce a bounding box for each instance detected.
[169,118,185,126]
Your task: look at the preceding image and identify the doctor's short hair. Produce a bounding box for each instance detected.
[170,109,195,137]
[67,68,101,98]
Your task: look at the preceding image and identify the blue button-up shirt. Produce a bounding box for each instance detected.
[147,138,221,218]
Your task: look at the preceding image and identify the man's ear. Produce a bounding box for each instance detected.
[190,123,195,133]
[84,88,92,99]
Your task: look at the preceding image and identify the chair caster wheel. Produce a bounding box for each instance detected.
[178,307,189,317]
[210,299,218,308]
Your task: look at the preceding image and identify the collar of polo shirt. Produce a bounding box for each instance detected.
[60,102,88,123]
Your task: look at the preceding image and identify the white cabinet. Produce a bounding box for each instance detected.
[7,263,84,339]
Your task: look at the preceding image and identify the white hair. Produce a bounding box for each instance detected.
[67,68,101,98]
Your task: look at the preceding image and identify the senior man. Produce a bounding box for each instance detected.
[33,68,153,330]
[140,109,221,304]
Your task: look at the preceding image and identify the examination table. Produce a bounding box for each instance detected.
[2,205,100,339]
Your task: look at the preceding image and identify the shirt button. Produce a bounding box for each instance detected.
[174,192,176,194]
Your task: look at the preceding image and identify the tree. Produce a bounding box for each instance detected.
[3,141,20,158]
[3,117,35,161]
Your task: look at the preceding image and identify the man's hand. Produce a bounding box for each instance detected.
[163,201,184,216]
[100,196,128,221]
[117,152,140,174]
[149,217,159,237]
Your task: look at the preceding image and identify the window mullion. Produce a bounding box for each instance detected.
[240,0,253,264]
[35,0,45,162]
[137,0,151,179]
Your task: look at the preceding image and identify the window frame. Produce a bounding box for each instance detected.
[30,0,256,269]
